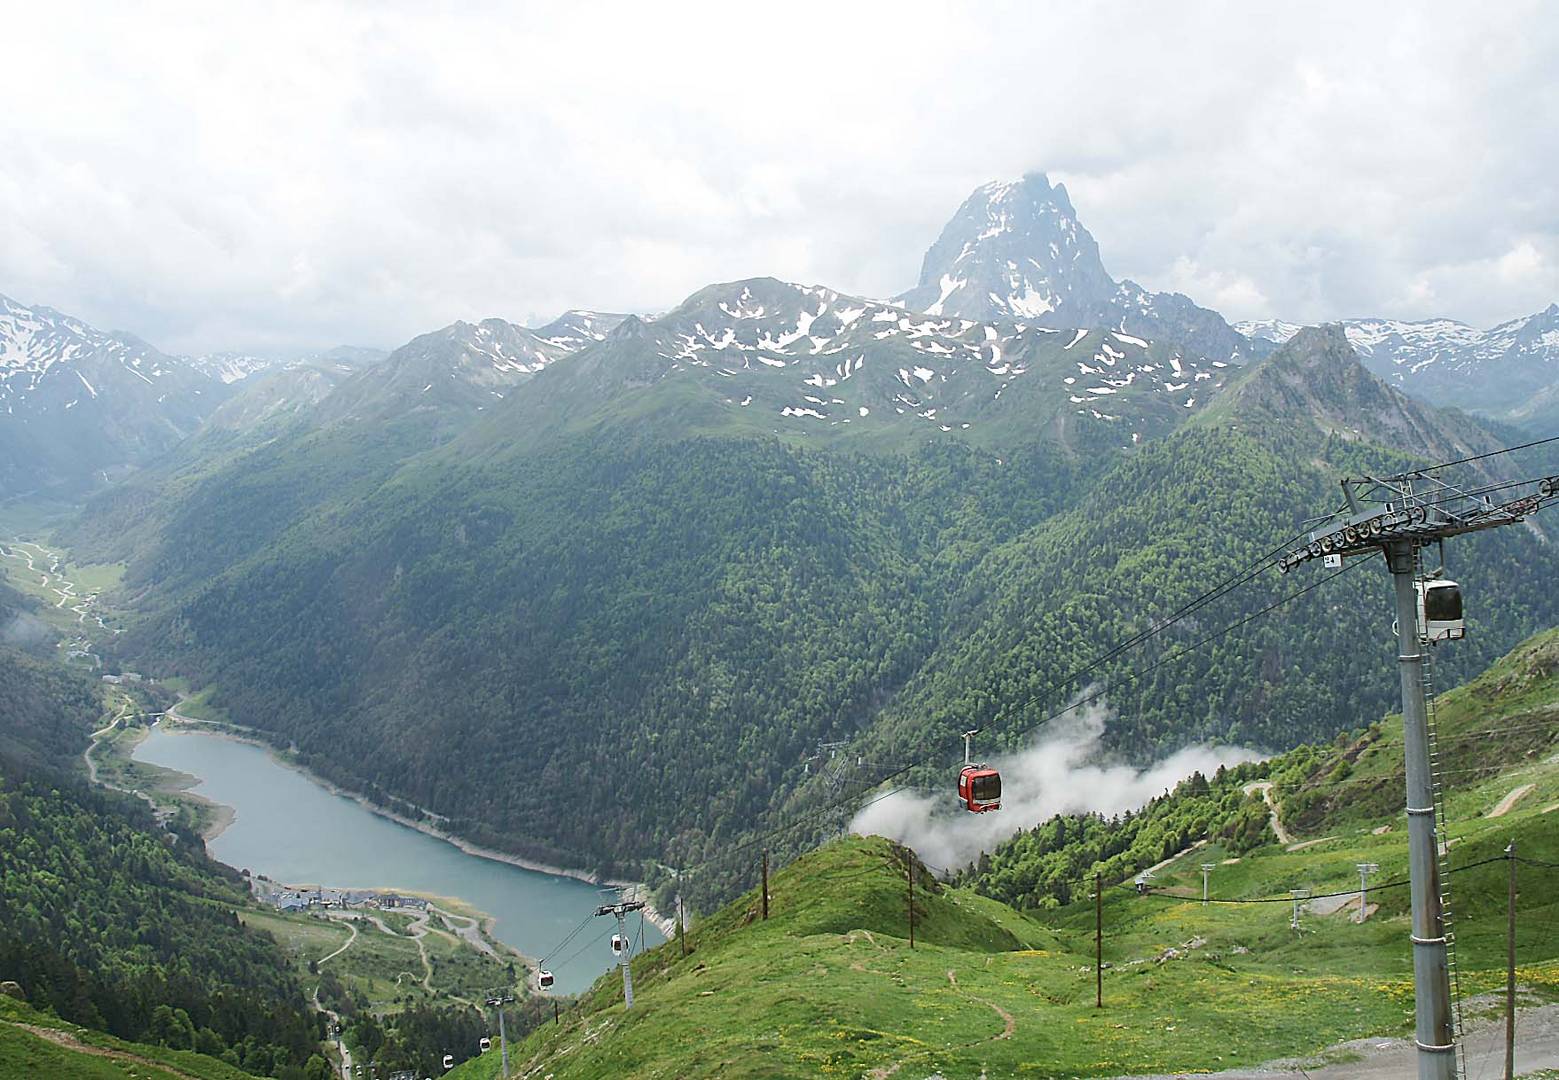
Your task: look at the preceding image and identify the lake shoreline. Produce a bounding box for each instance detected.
[155,704,678,938]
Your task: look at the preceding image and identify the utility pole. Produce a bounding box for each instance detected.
[906,850,915,949]
[593,896,646,1010]
[1356,862,1380,924]
[761,849,770,920]
[1094,872,1103,1009]
[484,993,514,1079]
[1506,841,1517,1080]
[676,868,687,958]
[1281,466,1557,1080]
[1201,863,1215,906]
[1290,888,1309,932]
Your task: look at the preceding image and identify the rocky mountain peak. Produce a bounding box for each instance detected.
[897,173,1114,322]
[896,176,1249,364]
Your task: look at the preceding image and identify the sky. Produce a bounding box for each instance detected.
[2,2,1555,354]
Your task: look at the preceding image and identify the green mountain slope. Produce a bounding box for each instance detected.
[0,653,324,1077]
[59,327,1559,893]
[444,630,1559,1080]
[0,995,274,1080]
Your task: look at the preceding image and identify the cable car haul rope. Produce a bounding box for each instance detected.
[530,439,1558,983]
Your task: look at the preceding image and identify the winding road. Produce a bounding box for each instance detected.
[1242,781,1294,845]
[0,539,117,660]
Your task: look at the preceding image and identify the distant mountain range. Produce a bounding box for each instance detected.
[5,174,1553,497]
[1237,305,1559,431]
[0,295,217,496]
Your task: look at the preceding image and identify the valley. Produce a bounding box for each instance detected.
[1,148,1556,1080]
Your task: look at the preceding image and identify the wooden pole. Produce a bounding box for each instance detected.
[1506,841,1517,1080]
[907,851,915,949]
[1095,872,1103,1009]
[761,849,769,920]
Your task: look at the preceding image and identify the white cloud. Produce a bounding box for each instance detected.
[849,694,1262,873]
[0,1,1554,352]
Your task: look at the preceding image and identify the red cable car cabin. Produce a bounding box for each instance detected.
[958,765,1001,813]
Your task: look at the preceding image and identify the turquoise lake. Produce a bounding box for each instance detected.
[134,726,661,994]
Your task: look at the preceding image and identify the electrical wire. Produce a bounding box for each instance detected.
[1134,854,1514,904]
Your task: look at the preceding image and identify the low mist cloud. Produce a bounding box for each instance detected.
[850,695,1262,872]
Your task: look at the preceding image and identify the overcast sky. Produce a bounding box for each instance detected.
[2,2,1555,354]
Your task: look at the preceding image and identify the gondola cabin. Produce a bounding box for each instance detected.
[1417,578,1465,642]
[958,765,1002,813]
[479,1036,492,1052]
[537,969,555,990]
[957,729,1001,813]
[611,933,628,956]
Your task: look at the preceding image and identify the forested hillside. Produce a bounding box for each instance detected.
[0,653,324,1077]
[57,323,1559,900]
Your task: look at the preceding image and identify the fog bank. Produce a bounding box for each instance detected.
[850,697,1262,872]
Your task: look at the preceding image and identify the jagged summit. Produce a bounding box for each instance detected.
[313,316,581,425]
[898,173,1115,322]
[1217,324,1503,466]
[897,175,1250,364]
[1237,303,1559,430]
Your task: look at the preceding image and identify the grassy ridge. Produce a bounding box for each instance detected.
[442,630,1559,1079]
[0,996,262,1080]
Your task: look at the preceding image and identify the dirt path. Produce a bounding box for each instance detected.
[6,1019,207,1080]
[317,917,359,966]
[1243,781,1294,845]
[1111,1001,1559,1079]
[81,710,177,827]
[1489,782,1535,818]
[1284,835,1337,852]
[311,987,353,1080]
[432,902,500,958]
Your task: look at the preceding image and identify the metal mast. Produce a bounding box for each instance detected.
[1281,466,1557,1080]
[485,993,514,1078]
[594,897,646,1009]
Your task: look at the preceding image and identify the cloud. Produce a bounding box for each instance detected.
[849,694,1262,873]
[0,2,1554,352]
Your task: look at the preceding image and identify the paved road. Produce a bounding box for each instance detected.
[1114,1002,1559,1079]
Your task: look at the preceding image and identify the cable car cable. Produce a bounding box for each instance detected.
[665,441,1555,902]
[709,495,1401,868]
[1409,433,1559,472]
[537,913,595,966]
[551,926,615,973]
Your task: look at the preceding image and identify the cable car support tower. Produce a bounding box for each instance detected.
[595,896,647,1009]
[1280,465,1557,1080]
